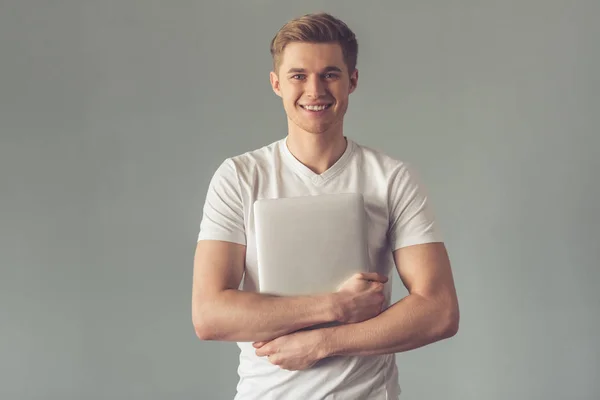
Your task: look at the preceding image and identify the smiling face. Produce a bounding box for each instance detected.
[270,42,358,136]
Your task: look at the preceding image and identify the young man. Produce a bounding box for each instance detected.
[192,12,459,399]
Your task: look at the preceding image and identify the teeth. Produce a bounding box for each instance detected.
[303,104,329,111]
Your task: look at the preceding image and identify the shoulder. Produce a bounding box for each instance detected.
[226,139,283,173]
[212,139,282,176]
[351,139,412,178]
[209,139,284,196]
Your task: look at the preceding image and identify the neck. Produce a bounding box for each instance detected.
[286,123,347,175]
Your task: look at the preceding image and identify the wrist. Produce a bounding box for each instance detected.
[328,293,347,324]
[315,326,337,359]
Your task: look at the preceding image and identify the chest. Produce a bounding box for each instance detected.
[239,167,393,291]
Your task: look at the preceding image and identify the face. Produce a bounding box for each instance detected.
[270,42,358,136]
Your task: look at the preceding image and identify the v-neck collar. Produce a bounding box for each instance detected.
[280,136,355,186]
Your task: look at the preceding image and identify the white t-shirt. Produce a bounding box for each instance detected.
[197,137,442,400]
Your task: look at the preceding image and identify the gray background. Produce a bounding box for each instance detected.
[1,1,598,399]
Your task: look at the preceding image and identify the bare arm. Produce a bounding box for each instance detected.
[192,240,337,342]
[191,240,386,343]
[319,242,459,357]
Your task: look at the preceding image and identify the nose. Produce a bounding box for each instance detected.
[305,75,326,99]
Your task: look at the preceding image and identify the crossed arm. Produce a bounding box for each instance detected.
[192,239,459,369]
[192,240,346,342]
[314,241,459,358]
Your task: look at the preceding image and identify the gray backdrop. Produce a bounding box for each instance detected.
[1,1,599,399]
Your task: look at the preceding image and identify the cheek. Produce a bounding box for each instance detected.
[282,92,299,105]
[330,85,348,100]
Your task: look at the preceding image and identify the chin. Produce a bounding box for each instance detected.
[298,122,332,135]
[308,128,338,136]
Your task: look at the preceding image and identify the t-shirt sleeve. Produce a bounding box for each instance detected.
[197,158,246,245]
[388,163,442,251]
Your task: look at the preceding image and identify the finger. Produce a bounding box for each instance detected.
[255,346,270,357]
[268,355,282,367]
[255,345,273,357]
[253,342,266,348]
[359,272,388,283]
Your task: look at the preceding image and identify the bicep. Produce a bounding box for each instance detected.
[388,163,441,250]
[192,240,246,301]
[393,242,457,302]
[194,158,247,299]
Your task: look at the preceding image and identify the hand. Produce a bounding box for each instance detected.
[253,329,325,371]
[334,272,388,324]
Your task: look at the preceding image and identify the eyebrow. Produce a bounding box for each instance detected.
[287,66,343,74]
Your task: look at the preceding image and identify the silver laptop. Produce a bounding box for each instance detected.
[253,193,370,296]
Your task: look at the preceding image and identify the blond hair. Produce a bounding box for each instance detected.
[270,13,358,74]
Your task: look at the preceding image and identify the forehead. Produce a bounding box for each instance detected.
[279,42,346,72]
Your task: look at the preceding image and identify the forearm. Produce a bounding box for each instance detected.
[321,293,459,357]
[194,289,339,343]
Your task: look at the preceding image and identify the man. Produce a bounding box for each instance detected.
[192,12,459,399]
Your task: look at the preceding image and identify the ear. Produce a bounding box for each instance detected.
[270,71,282,98]
[349,68,359,94]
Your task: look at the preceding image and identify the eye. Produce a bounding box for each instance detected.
[323,73,339,80]
[291,74,306,80]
